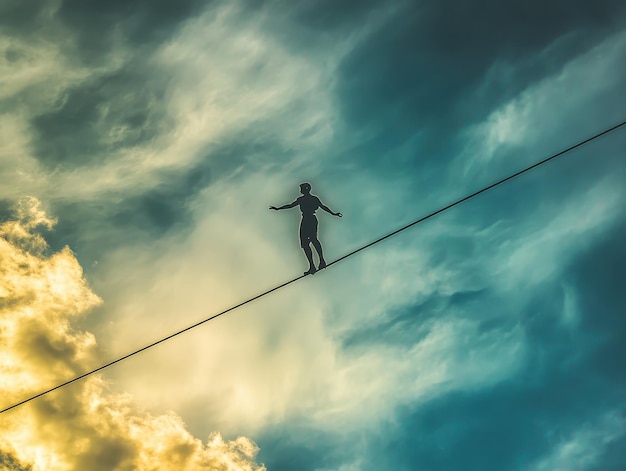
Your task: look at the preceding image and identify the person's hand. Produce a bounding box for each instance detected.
[335,212,343,217]
[269,206,278,210]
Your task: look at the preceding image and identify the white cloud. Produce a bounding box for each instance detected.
[0,25,123,201]
[0,0,343,206]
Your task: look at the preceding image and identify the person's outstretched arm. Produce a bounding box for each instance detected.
[270,200,298,210]
[319,200,342,217]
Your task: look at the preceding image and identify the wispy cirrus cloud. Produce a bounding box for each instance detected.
[531,411,625,471]
[459,29,626,173]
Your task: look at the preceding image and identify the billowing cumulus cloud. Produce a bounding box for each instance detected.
[0,198,264,471]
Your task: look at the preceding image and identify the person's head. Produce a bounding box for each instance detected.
[299,182,312,194]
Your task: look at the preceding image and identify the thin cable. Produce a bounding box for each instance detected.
[328,119,626,267]
[2,119,624,415]
[1,275,305,414]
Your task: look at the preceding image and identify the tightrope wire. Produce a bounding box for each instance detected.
[2,119,624,415]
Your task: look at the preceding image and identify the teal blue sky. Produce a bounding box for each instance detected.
[1,1,625,470]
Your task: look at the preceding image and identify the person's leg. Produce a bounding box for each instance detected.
[312,238,326,269]
[309,216,326,269]
[300,221,316,274]
[302,242,316,274]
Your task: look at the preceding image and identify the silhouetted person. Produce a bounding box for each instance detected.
[270,183,342,275]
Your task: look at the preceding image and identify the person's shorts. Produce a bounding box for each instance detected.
[299,216,318,246]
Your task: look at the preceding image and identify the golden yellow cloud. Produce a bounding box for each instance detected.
[0,198,264,471]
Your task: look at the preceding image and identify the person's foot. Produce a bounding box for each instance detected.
[304,266,317,275]
[318,260,327,270]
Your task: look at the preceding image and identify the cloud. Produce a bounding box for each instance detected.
[3,1,625,469]
[461,29,626,170]
[0,0,353,270]
[88,167,530,443]
[0,3,129,201]
[490,179,624,292]
[531,411,625,471]
[0,198,264,471]
[0,451,33,471]
[0,0,340,206]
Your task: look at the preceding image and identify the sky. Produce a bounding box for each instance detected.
[1,0,625,470]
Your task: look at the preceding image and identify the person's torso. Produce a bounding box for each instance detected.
[298,195,320,216]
